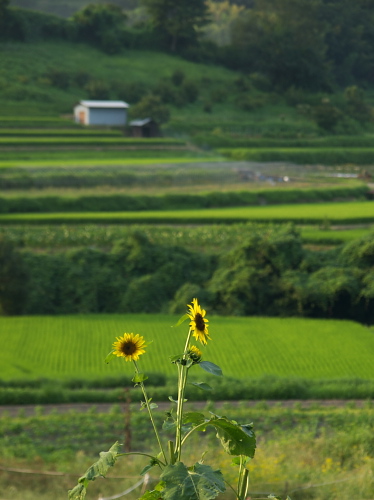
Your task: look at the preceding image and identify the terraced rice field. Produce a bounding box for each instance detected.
[0,314,373,380]
[0,200,372,224]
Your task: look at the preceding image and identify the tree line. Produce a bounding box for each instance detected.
[1,226,373,324]
[2,0,374,91]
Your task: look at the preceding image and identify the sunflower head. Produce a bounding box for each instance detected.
[187,298,210,345]
[113,333,147,362]
[187,345,202,364]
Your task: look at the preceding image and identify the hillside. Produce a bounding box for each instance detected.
[0,39,318,137]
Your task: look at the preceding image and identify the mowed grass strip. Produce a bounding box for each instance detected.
[0,314,373,380]
[0,201,372,224]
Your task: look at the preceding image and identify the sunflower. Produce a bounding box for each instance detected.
[113,333,147,361]
[187,298,210,345]
[188,345,202,364]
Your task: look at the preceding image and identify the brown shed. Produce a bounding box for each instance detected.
[130,118,160,138]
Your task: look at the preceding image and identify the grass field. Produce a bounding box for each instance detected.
[0,200,372,224]
[0,314,373,380]
[1,223,371,251]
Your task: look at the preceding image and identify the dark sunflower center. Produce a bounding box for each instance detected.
[195,313,206,332]
[122,341,137,355]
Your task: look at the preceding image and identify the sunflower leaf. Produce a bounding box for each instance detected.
[104,350,116,364]
[172,313,189,327]
[204,416,256,458]
[190,382,213,392]
[68,442,121,500]
[199,361,223,377]
[160,462,225,500]
[132,373,148,384]
[183,412,207,425]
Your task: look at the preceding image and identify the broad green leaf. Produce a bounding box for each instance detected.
[190,382,213,392]
[149,402,158,409]
[199,361,223,377]
[162,420,176,431]
[68,442,121,500]
[132,373,148,384]
[183,412,206,426]
[160,462,225,500]
[206,416,256,458]
[104,350,116,364]
[172,313,190,327]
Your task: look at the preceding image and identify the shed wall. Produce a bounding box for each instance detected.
[89,108,127,126]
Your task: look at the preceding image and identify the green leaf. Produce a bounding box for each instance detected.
[140,463,156,476]
[68,442,121,500]
[199,361,223,377]
[168,396,178,404]
[190,382,213,392]
[132,373,148,384]
[206,416,256,458]
[160,462,225,500]
[183,412,206,426]
[170,353,183,363]
[104,350,116,364]
[138,490,163,500]
[162,420,177,431]
[149,402,158,409]
[172,313,190,327]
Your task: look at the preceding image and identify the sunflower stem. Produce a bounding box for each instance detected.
[175,328,192,461]
[133,360,168,465]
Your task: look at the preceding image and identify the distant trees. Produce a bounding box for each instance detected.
[0,0,9,38]
[72,3,127,53]
[141,0,209,51]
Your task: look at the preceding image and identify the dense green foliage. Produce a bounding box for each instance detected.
[2,375,374,404]
[0,226,374,320]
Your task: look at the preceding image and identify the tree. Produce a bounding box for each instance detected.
[0,0,9,38]
[0,235,27,315]
[141,0,209,51]
[72,3,127,54]
[129,94,170,124]
[230,0,330,90]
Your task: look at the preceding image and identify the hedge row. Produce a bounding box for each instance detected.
[0,185,368,214]
[1,376,374,404]
[219,147,374,165]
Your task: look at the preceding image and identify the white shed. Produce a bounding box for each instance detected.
[74,100,129,126]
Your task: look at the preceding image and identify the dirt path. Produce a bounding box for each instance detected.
[0,400,368,418]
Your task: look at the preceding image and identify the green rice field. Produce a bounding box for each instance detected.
[1,314,373,380]
[0,200,372,224]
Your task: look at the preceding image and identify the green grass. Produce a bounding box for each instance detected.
[0,201,372,224]
[301,227,373,244]
[0,314,373,380]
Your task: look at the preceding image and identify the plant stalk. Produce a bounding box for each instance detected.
[133,360,168,465]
